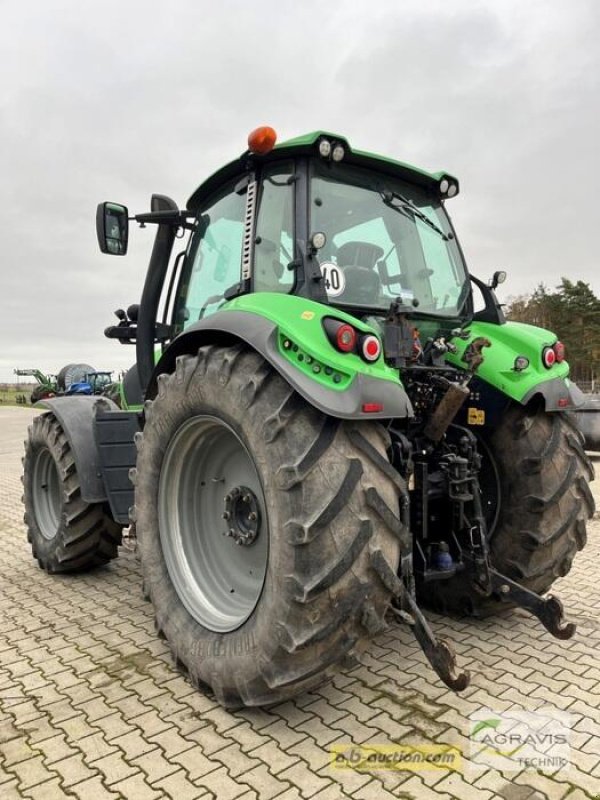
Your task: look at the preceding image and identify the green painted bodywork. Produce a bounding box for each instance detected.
[187,130,457,210]
[446,320,568,402]
[274,130,457,184]
[122,308,570,413]
[222,293,401,391]
[117,381,135,411]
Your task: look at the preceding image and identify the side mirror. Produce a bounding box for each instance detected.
[96,202,129,255]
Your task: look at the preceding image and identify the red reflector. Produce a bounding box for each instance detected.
[362,402,384,413]
[336,323,358,353]
[554,341,566,362]
[558,397,569,408]
[361,334,381,362]
[542,346,556,368]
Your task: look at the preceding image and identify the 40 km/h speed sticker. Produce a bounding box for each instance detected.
[320,262,346,298]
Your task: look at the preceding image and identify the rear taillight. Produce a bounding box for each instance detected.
[553,341,565,362]
[323,318,359,354]
[361,335,381,362]
[335,324,357,352]
[542,346,556,368]
[323,317,380,362]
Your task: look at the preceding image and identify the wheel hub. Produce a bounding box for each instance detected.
[223,486,261,546]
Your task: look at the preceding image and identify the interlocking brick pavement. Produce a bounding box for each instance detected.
[0,406,598,799]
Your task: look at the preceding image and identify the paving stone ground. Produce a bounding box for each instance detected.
[0,406,598,800]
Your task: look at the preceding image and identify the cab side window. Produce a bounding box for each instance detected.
[254,162,295,294]
[174,186,246,329]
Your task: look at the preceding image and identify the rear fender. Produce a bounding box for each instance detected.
[150,297,413,420]
[447,320,583,412]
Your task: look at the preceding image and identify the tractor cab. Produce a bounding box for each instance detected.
[99,128,506,406]
[174,130,474,336]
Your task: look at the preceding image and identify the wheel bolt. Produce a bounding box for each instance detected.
[248,511,257,521]
[222,511,231,520]
[243,494,250,503]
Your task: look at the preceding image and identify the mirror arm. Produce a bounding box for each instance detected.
[469,273,506,325]
[133,210,196,226]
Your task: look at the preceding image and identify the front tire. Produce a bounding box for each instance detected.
[134,345,402,707]
[427,404,595,615]
[22,413,122,572]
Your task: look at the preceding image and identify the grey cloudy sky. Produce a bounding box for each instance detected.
[1,0,598,383]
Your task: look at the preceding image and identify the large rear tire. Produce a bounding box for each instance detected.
[426,404,595,615]
[134,345,402,707]
[22,413,122,572]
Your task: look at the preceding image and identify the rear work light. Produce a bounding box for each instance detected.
[361,334,381,362]
[542,346,556,368]
[553,341,566,362]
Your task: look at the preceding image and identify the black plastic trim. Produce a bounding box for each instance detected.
[521,377,585,411]
[470,273,506,324]
[94,406,142,525]
[137,195,179,394]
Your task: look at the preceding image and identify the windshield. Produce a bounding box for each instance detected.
[310,162,468,316]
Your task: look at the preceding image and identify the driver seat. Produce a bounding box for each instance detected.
[335,241,383,305]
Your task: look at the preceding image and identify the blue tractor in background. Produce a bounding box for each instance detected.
[65,371,114,396]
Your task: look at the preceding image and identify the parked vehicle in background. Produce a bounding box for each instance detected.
[574,393,600,450]
[14,368,58,404]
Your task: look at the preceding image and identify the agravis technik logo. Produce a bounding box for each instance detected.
[469,707,572,772]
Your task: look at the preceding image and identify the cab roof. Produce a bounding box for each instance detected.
[187,130,457,210]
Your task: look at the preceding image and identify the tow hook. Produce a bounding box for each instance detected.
[392,588,471,692]
[461,495,576,641]
[469,561,576,640]
[370,549,470,691]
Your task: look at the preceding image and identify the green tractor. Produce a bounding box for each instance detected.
[22,128,595,706]
[14,368,58,404]
[13,368,58,405]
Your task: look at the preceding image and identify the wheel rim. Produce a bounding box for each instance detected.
[32,447,62,540]
[158,415,269,633]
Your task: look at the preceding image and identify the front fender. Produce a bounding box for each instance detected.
[35,396,119,503]
[151,295,413,420]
